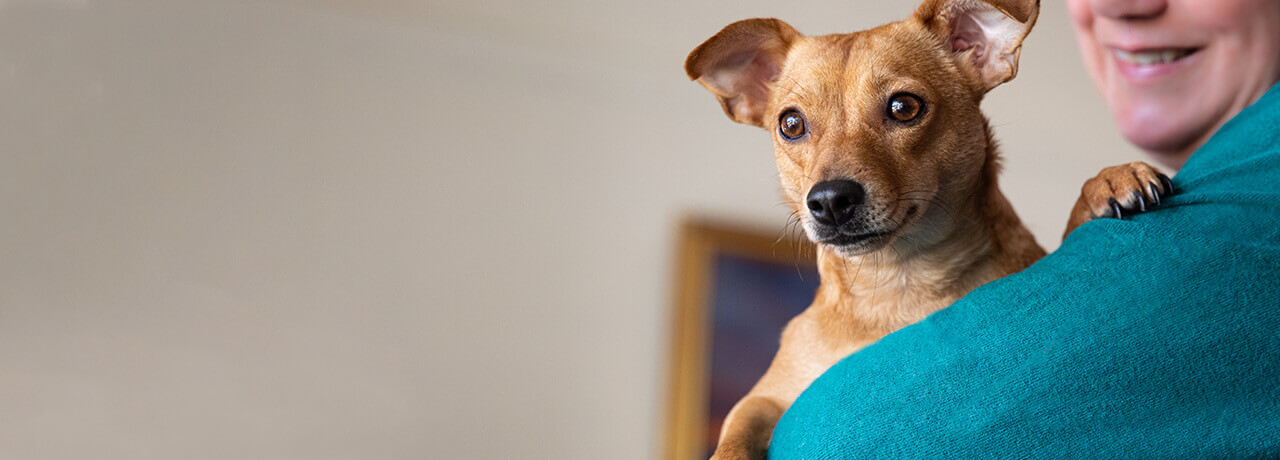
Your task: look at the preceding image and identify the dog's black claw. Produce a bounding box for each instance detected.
[1108,198,1123,219]
[1158,174,1174,195]
[1149,183,1161,206]
[1133,191,1147,212]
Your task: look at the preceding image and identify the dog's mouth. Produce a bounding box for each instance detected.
[813,228,896,257]
[819,230,892,247]
[809,205,919,256]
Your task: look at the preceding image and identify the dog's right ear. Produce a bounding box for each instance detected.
[685,19,801,127]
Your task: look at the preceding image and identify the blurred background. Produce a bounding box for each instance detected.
[0,0,1143,458]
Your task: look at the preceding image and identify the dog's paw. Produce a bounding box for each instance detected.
[709,452,756,460]
[709,445,764,460]
[1064,161,1173,239]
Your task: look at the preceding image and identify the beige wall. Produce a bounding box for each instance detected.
[0,0,1142,458]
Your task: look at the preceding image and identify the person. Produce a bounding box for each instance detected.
[765,0,1280,457]
[1069,0,1280,168]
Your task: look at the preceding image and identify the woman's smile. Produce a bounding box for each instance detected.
[1068,0,1280,168]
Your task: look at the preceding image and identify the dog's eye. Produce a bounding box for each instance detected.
[779,110,806,140]
[887,93,925,123]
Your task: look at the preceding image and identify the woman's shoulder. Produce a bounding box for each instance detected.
[1113,82,1280,249]
[1176,82,1280,188]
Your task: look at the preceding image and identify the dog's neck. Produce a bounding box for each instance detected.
[812,122,1044,332]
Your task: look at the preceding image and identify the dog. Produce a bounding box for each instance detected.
[685,0,1170,458]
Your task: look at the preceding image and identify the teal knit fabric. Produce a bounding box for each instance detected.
[768,83,1280,459]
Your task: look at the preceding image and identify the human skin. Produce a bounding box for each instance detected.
[1067,0,1280,170]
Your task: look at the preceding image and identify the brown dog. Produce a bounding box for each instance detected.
[685,0,1169,458]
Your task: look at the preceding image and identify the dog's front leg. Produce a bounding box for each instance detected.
[711,394,785,460]
[710,313,853,460]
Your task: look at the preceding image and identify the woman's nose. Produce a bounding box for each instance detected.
[1090,0,1168,20]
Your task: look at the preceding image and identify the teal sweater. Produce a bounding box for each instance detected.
[768,83,1280,458]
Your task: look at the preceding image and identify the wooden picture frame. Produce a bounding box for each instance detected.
[662,218,819,460]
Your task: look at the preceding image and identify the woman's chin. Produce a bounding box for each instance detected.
[1111,101,1209,164]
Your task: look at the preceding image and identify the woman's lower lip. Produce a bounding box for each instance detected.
[1111,50,1199,83]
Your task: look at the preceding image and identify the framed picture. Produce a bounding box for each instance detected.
[663,218,820,460]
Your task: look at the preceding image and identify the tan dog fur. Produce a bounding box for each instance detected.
[686,1,1168,458]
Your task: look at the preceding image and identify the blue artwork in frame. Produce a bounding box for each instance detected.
[703,254,819,457]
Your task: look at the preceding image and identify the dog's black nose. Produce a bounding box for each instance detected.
[806,180,865,227]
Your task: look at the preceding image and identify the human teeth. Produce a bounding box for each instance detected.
[1114,49,1191,65]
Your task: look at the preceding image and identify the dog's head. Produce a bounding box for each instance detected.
[687,0,1038,258]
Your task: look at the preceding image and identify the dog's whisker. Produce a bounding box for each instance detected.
[898,234,925,257]
[882,213,925,254]
[870,252,881,306]
[894,196,977,225]
[774,212,804,249]
[894,190,963,213]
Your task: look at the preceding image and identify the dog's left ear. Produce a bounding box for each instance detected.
[914,0,1040,93]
